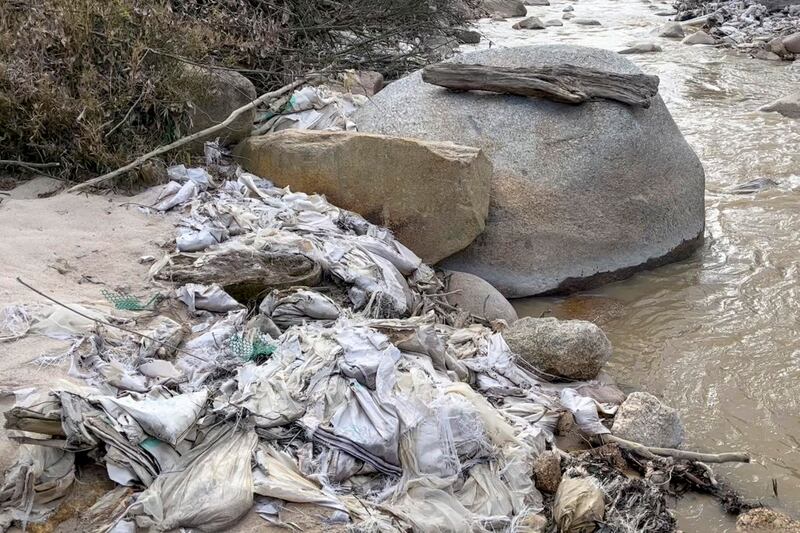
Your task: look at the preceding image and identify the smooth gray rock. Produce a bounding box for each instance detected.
[352,46,705,296]
[563,5,574,11]
[524,0,550,5]
[611,392,684,448]
[545,19,564,26]
[682,30,716,45]
[562,12,575,19]
[513,16,546,29]
[760,92,800,118]
[481,0,527,18]
[619,42,662,54]
[182,66,256,153]
[453,28,482,44]
[573,18,601,25]
[783,31,800,53]
[444,270,518,323]
[502,317,612,379]
[657,22,684,38]
[653,9,677,15]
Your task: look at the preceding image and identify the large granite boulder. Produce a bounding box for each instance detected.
[182,66,256,153]
[352,45,705,297]
[234,130,491,264]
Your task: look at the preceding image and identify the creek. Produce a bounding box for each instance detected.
[464,2,800,530]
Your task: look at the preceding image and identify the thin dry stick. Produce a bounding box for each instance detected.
[602,434,750,464]
[15,277,201,360]
[67,78,306,193]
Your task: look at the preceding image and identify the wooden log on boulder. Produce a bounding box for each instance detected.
[421,63,660,107]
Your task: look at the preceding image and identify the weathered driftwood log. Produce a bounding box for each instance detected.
[421,63,660,107]
[154,248,322,302]
[602,434,751,464]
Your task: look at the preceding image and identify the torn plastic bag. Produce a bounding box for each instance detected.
[176,227,229,252]
[27,304,106,340]
[167,165,213,188]
[102,389,208,446]
[253,444,347,512]
[153,180,198,211]
[560,389,611,436]
[0,445,75,527]
[82,486,135,533]
[138,317,185,359]
[259,289,340,329]
[398,406,460,480]
[313,381,402,476]
[138,359,182,381]
[230,362,305,428]
[176,283,242,314]
[335,326,400,390]
[553,475,605,533]
[254,85,361,134]
[129,426,257,532]
[456,463,516,519]
[390,485,473,533]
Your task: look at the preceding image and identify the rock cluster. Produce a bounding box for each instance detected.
[675,0,800,59]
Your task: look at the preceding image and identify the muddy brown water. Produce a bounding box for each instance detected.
[464,2,800,531]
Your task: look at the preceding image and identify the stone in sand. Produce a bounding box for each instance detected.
[682,30,716,45]
[760,92,800,118]
[619,42,662,54]
[783,31,800,53]
[443,270,518,323]
[658,21,684,38]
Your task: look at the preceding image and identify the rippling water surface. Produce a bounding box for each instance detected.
[465,2,800,530]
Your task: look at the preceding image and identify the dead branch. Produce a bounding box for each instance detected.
[66,78,306,193]
[421,63,660,107]
[602,434,750,464]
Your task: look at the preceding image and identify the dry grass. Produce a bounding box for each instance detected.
[0,0,476,182]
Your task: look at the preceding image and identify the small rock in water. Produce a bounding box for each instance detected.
[562,5,574,11]
[545,19,564,26]
[760,92,800,118]
[453,28,481,44]
[783,31,800,53]
[572,18,601,25]
[682,30,716,45]
[726,177,779,194]
[653,8,677,15]
[502,317,612,380]
[657,21,685,38]
[562,12,575,19]
[611,391,684,448]
[524,0,550,5]
[753,49,783,61]
[619,42,663,54]
[513,16,547,29]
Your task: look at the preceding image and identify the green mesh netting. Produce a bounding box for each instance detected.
[101,289,161,311]
[229,334,276,363]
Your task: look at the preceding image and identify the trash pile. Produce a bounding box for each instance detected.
[675,0,800,56]
[0,155,742,532]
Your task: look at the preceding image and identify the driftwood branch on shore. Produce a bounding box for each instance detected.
[421,63,660,107]
[66,78,306,194]
[602,434,751,464]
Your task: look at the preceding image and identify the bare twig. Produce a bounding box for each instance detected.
[67,78,306,193]
[0,159,60,169]
[105,89,146,139]
[601,434,750,464]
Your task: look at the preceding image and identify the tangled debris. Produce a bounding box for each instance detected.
[0,0,476,181]
[0,155,754,532]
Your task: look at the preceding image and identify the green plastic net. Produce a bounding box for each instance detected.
[229,334,276,363]
[101,289,161,311]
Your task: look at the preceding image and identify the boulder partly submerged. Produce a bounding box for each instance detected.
[352,45,705,297]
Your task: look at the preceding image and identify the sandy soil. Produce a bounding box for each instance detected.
[0,189,176,474]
